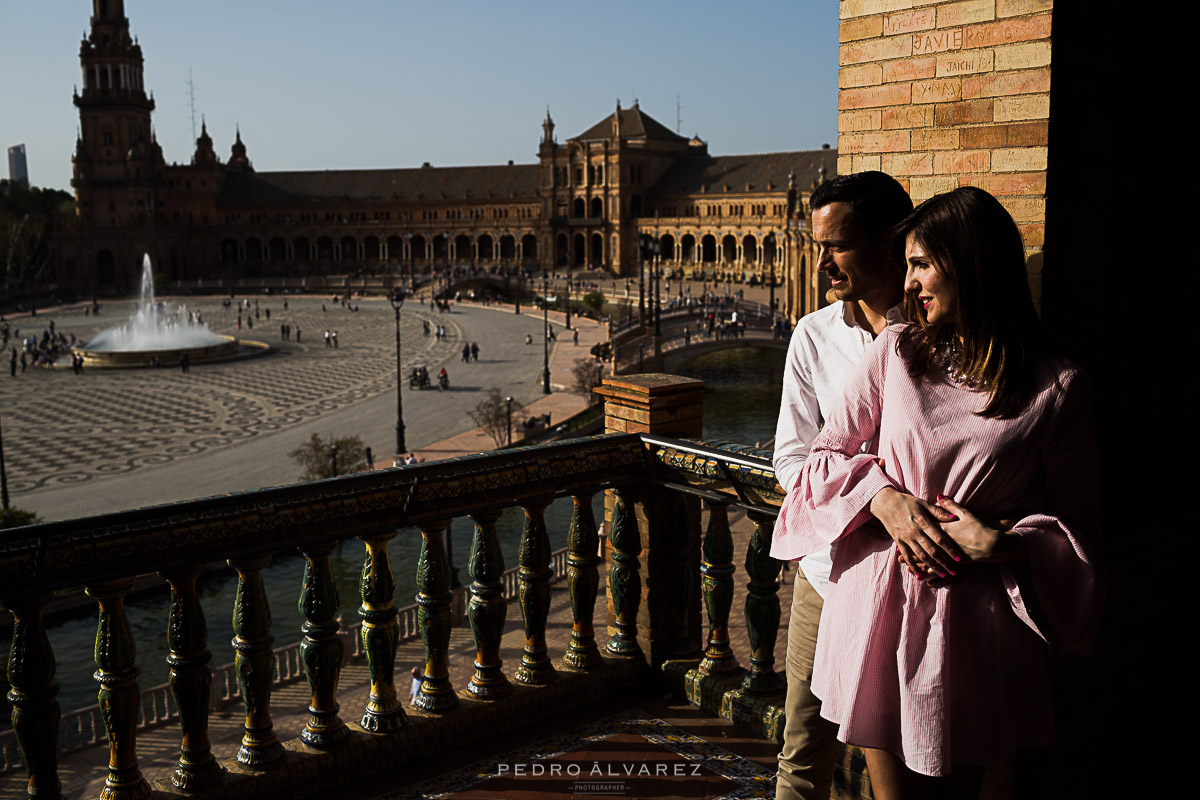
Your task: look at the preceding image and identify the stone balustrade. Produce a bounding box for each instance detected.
[0,373,806,800]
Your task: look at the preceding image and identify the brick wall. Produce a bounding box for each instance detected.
[837,0,1053,304]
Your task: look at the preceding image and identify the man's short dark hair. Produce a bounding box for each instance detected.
[809,171,913,240]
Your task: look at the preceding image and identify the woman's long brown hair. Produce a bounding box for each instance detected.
[894,186,1045,418]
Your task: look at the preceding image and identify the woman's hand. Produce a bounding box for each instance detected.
[935,495,1026,564]
[869,486,963,577]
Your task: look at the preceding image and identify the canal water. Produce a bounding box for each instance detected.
[1,345,785,722]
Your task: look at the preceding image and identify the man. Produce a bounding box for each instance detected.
[771,171,912,800]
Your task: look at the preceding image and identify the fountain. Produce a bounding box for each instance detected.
[75,255,261,367]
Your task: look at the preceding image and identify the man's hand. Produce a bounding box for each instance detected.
[869,486,963,577]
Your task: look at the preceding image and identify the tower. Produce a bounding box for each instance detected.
[72,0,158,229]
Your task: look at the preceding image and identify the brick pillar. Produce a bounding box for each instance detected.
[594,373,706,438]
[595,374,707,669]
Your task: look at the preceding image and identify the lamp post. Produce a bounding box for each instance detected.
[514,262,521,315]
[654,255,663,338]
[768,233,777,324]
[505,396,514,446]
[390,288,407,456]
[0,408,10,511]
[564,259,572,330]
[541,276,551,394]
[330,443,339,478]
[638,236,646,327]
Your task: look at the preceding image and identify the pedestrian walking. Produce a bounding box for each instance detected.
[365,447,374,470]
[325,330,332,348]
[20,351,26,373]
[470,342,479,361]
[332,331,338,348]
[180,353,189,373]
[9,347,16,377]
[462,343,471,363]
[572,329,579,346]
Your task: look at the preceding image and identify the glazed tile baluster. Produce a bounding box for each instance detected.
[563,493,603,669]
[161,567,222,790]
[359,530,407,730]
[415,522,458,711]
[514,500,556,684]
[742,511,784,694]
[605,489,642,658]
[299,541,349,746]
[699,502,739,674]
[4,593,63,800]
[85,579,151,800]
[467,511,508,697]
[227,556,285,767]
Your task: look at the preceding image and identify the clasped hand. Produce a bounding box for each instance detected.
[867,487,1021,585]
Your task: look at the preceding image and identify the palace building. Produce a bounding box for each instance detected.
[57,0,835,320]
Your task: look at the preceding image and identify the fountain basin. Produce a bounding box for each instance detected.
[74,335,270,368]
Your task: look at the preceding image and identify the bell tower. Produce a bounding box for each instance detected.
[72,0,158,228]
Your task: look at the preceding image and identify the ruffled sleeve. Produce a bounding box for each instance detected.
[1002,369,1105,657]
[770,327,898,560]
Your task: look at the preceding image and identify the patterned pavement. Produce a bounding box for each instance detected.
[0,295,459,494]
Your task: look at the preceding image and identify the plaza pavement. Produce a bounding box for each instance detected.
[1,294,606,523]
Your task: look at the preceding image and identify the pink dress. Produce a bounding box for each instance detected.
[772,325,1103,777]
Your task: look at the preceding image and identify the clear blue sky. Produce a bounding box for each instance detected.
[2,1,839,192]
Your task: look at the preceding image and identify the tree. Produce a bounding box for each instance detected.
[582,290,605,317]
[0,507,41,529]
[289,433,367,480]
[468,389,523,449]
[1,180,73,311]
[570,357,605,405]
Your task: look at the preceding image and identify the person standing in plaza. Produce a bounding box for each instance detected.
[10,347,16,377]
[471,342,479,361]
[771,172,913,800]
[332,331,338,348]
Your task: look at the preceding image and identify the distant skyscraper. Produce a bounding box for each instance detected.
[7,144,29,187]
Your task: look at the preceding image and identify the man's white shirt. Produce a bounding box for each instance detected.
[771,300,905,598]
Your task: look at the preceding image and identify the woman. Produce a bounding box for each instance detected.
[773,187,1103,798]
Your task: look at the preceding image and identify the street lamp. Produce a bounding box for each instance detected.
[514,263,521,315]
[653,255,663,338]
[390,287,408,456]
[564,258,572,330]
[504,398,513,448]
[0,408,10,511]
[330,443,339,478]
[541,276,551,394]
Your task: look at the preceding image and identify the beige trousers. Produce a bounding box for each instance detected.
[775,566,840,800]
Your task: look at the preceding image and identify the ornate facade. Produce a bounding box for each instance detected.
[57,0,835,321]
